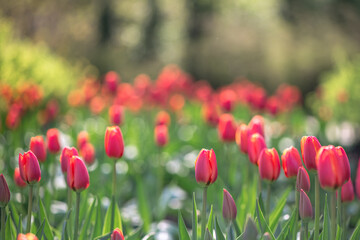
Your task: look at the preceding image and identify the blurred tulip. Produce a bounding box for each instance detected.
[169,94,185,112]
[356,160,360,199]
[60,147,79,173]
[67,156,90,192]
[248,115,264,137]
[29,136,47,162]
[104,71,120,94]
[14,168,26,188]
[46,128,60,154]
[217,113,236,142]
[155,111,171,126]
[154,125,169,147]
[195,149,218,186]
[19,151,41,184]
[219,89,236,112]
[296,167,310,192]
[77,131,89,150]
[299,189,313,220]
[248,133,267,165]
[301,136,321,171]
[90,96,105,115]
[111,228,125,240]
[235,124,249,153]
[109,105,124,125]
[105,126,124,159]
[17,233,38,240]
[258,148,280,181]
[201,102,220,127]
[0,174,10,207]
[223,189,237,221]
[316,146,350,190]
[80,143,95,165]
[281,147,302,178]
[6,103,21,129]
[341,179,354,203]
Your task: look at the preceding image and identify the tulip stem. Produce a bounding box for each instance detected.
[1,207,5,240]
[337,187,341,226]
[201,187,208,240]
[292,186,300,240]
[330,192,336,240]
[111,160,117,231]
[67,186,72,210]
[26,185,33,233]
[258,173,262,195]
[314,175,320,240]
[73,192,80,240]
[301,220,308,240]
[266,183,271,222]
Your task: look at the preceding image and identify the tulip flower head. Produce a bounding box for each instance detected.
[109,105,124,126]
[19,151,41,184]
[155,111,171,126]
[201,102,220,127]
[299,189,313,220]
[248,133,267,165]
[341,179,354,203]
[77,131,89,150]
[281,147,302,178]
[46,128,61,154]
[218,113,237,142]
[296,167,310,192]
[80,143,96,165]
[235,124,249,154]
[105,126,125,159]
[301,136,321,171]
[14,168,26,188]
[248,115,264,137]
[17,233,39,240]
[0,174,10,207]
[258,148,280,181]
[356,160,360,199]
[111,228,125,240]
[222,189,237,221]
[154,125,169,147]
[219,89,236,112]
[60,147,79,173]
[29,136,47,162]
[195,148,218,186]
[67,156,90,192]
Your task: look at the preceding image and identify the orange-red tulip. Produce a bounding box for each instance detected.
[111,228,125,240]
[258,148,280,181]
[46,128,60,154]
[19,151,41,184]
[60,147,79,173]
[29,136,47,162]
[218,114,236,142]
[299,189,313,220]
[201,102,220,127]
[195,149,218,186]
[67,156,90,192]
[77,131,89,150]
[248,115,264,137]
[281,147,302,178]
[14,168,26,188]
[17,233,39,240]
[155,111,171,126]
[109,105,124,126]
[0,174,10,207]
[154,125,169,147]
[235,124,249,154]
[248,133,267,165]
[301,136,321,171]
[341,179,354,203]
[222,189,237,221]
[105,126,124,159]
[80,143,95,165]
[296,167,310,192]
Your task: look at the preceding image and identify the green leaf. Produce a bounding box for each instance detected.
[255,200,275,240]
[233,220,241,236]
[61,209,72,240]
[321,194,330,240]
[207,205,214,234]
[36,220,45,240]
[226,224,235,240]
[350,220,360,240]
[9,203,20,234]
[215,217,225,240]
[39,199,54,240]
[205,228,213,240]
[237,216,258,240]
[91,197,102,239]
[126,227,143,240]
[178,211,191,240]
[192,192,198,240]
[5,212,16,240]
[94,232,112,240]
[136,175,151,232]
[336,224,342,240]
[269,187,291,232]
[80,197,97,239]
[102,198,122,235]
[276,209,296,240]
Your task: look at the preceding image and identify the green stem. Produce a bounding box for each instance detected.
[26,185,33,233]
[342,203,346,239]
[1,207,5,240]
[67,187,72,210]
[266,183,271,222]
[330,192,336,240]
[337,188,341,226]
[301,220,308,240]
[314,175,320,240]
[258,173,262,195]
[73,192,80,240]
[293,186,300,240]
[111,160,117,231]
[201,187,208,240]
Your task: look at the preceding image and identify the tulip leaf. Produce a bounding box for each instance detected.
[39,199,54,240]
[350,220,360,240]
[336,224,342,240]
[91,196,102,239]
[236,216,258,240]
[269,187,291,232]
[80,197,96,239]
[255,200,275,240]
[233,220,241,236]
[321,194,330,240]
[276,209,296,240]
[61,209,72,240]
[102,198,122,234]
[9,203,20,234]
[226,224,236,240]
[205,228,214,240]
[215,217,225,240]
[126,226,143,240]
[5,213,15,240]
[207,205,214,233]
[136,175,151,232]
[36,220,45,240]
[192,192,198,240]
[94,232,112,240]
[178,211,191,240]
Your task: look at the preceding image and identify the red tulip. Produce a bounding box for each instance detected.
[356,160,360,199]
[104,71,120,94]
[296,167,310,192]
[316,146,350,190]
[60,147,79,173]
[80,143,95,165]
[155,111,171,126]
[17,233,39,240]
[0,174,10,207]
[300,136,321,171]
[218,114,237,142]
[154,125,169,147]
[281,147,302,178]
[77,131,89,150]
[19,151,41,184]
[29,136,47,162]
[219,89,236,112]
[248,133,267,165]
[46,128,60,154]
[109,105,124,125]
[67,156,90,192]
[111,228,125,240]
[223,189,237,221]
[14,168,26,188]
[341,179,354,203]
[105,126,124,159]
[201,102,220,127]
[258,148,280,181]
[248,115,264,137]
[299,189,313,220]
[195,149,218,185]
[235,124,249,153]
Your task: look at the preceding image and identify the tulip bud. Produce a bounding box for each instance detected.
[356,160,360,200]
[218,114,237,142]
[300,136,321,171]
[60,147,79,173]
[46,128,60,154]
[155,111,171,126]
[17,233,39,240]
[109,105,124,126]
[222,189,237,221]
[299,189,313,220]
[77,131,89,150]
[67,156,90,192]
[281,147,302,178]
[341,179,354,203]
[111,228,125,240]
[14,168,26,188]
[0,174,10,207]
[154,125,169,147]
[296,167,310,192]
[235,124,249,154]
[105,126,125,159]
[195,148,218,185]
[29,136,47,162]
[248,133,267,165]
[248,115,264,137]
[258,148,280,181]
[19,151,41,184]
[80,143,95,165]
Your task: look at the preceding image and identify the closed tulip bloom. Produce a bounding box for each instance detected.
[356,160,360,199]
[248,115,264,137]
[46,128,60,154]
[248,133,267,165]
[258,148,280,181]
[17,233,39,240]
[235,124,249,153]
[299,189,313,220]
[0,174,10,207]
[105,126,124,159]
[80,143,96,165]
[219,89,236,112]
[223,189,237,221]
[316,145,351,190]
[341,179,354,203]
[195,148,218,185]
[109,105,124,125]
[218,113,237,142]
[67,156,90,192]
[60,147,79,173]
[300,136,321,171]
[111,228,125,240]
[281,147,302,178]
[77,131,89,150]
[14,168,26,188]
[155,111,171,126]
[296,167,310,192]
[19,151,41,184]
[29,136,47,162]
[201,102,220,127]
[154,125,169,147]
